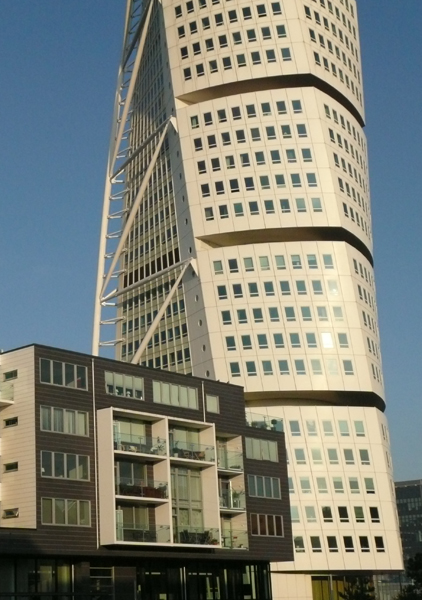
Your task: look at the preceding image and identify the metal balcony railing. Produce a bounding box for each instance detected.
[114,434,166,456]
[217,450,243,471]
[116,523,171,543]
[173,526,219,545]
[245,410,283,432]
[170,442,215,462]
[115,478,168,499]
[221,529,249,550]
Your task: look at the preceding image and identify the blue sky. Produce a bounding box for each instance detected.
[0,2,421,480]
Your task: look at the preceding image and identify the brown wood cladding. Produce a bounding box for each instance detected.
[11,345,293,563]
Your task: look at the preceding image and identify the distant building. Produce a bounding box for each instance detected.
[0,344,292,599]
[396,480,422,561]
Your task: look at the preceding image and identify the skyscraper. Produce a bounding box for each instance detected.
[94,0,403,598]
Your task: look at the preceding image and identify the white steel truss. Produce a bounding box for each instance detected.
[92,0,178,358]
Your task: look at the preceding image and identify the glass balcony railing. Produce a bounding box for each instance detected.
[0,383,14,404]
[116,523,171,543]
[217,450,243,471]
[170,442,215,462]
[221,529,249,550]
[245,410,283,432]
[115,478,168,499]
[173,526,220,545]
[114,434,166,456]
[219,489,246,510]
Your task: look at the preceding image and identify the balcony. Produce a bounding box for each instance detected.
[245,410,283,432]
[115,478,168,500]
[219,489,246,511]
[217,451,243,471]
[173,526,220,546]
[114,434,166,457]
[221,529,249,550]
[116,523,171,543]
[0,383,14,405]
[170,442,215,462]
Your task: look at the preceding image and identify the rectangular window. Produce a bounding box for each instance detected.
[3,370,18,381]
[41,451,89,481]
[311,536,322,552]
[245,438,278,462]
[251,514,283,537]
[41,498,91,527]
[153,381,198,410]
[205,394,219,413]
[105,372,143,399]
[40,359,88,390]
[40,406,88,436]
[327,536,338,552]
[248,475,281,499]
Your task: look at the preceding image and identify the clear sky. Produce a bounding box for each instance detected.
[0,2,421,480]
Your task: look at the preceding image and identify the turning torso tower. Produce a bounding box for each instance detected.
[94,0,403,598]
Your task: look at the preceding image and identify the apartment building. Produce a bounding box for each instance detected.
[0,344,291,599]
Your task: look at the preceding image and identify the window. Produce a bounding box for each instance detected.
[338,506,349,522]
[281,125,291,138]
[359,449,370,465]
[359,536,370,552]
[280,199,290,213]
[3,370,18,381]
[41,498,91,527]
[317,477,328,493]
[344,449,354,465]
[338,420,349,436]
[306,333,317,348]
[311,536,322,552]
[364,478,375,494]
[230,363,241,377]
[206,394,219,413]
[4,416,18,427]
[248,475,281,499]
[2,508,19,519]
[153,381,198,409]
[343,360,354,375]
[278,360,290,375]
[294,449,306,464]
[300,477,311,494]
[307,254,318,269]
[327,449,338,464]
[375,536,385,552]
[41,451,89,481]
[40,359,87,390]
[323,254,334,269]
[322,506,333,522]
[344,536,354,552]
[41,406,88,437]
[262,361,273,376]
[296,198,306,212]
[252,308,263,323]
[370,507,380,523]
[273,333,285,348]
[338,333,349,347]
[354,420,365,437]
[349,477,359,494]
[4,462,18,473]
[311,448,322,464]
[281,48,292,61]
[264,200,275,214]
[289,421,301,436]
[105,372,143,399]
[327,536,338,552]
[225,336,236,351]
[300,307,312,321]
[204,207,214,221]
[213,260,223,274]
[257,334,268,349]
[275,255,286,269]
[333,477,344,493]
[322,420,333,436]
[294,536,305,552]
[305,506,317,522]
[228,259,239,273]
[290,333,301,348]
[245,438,278,462]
